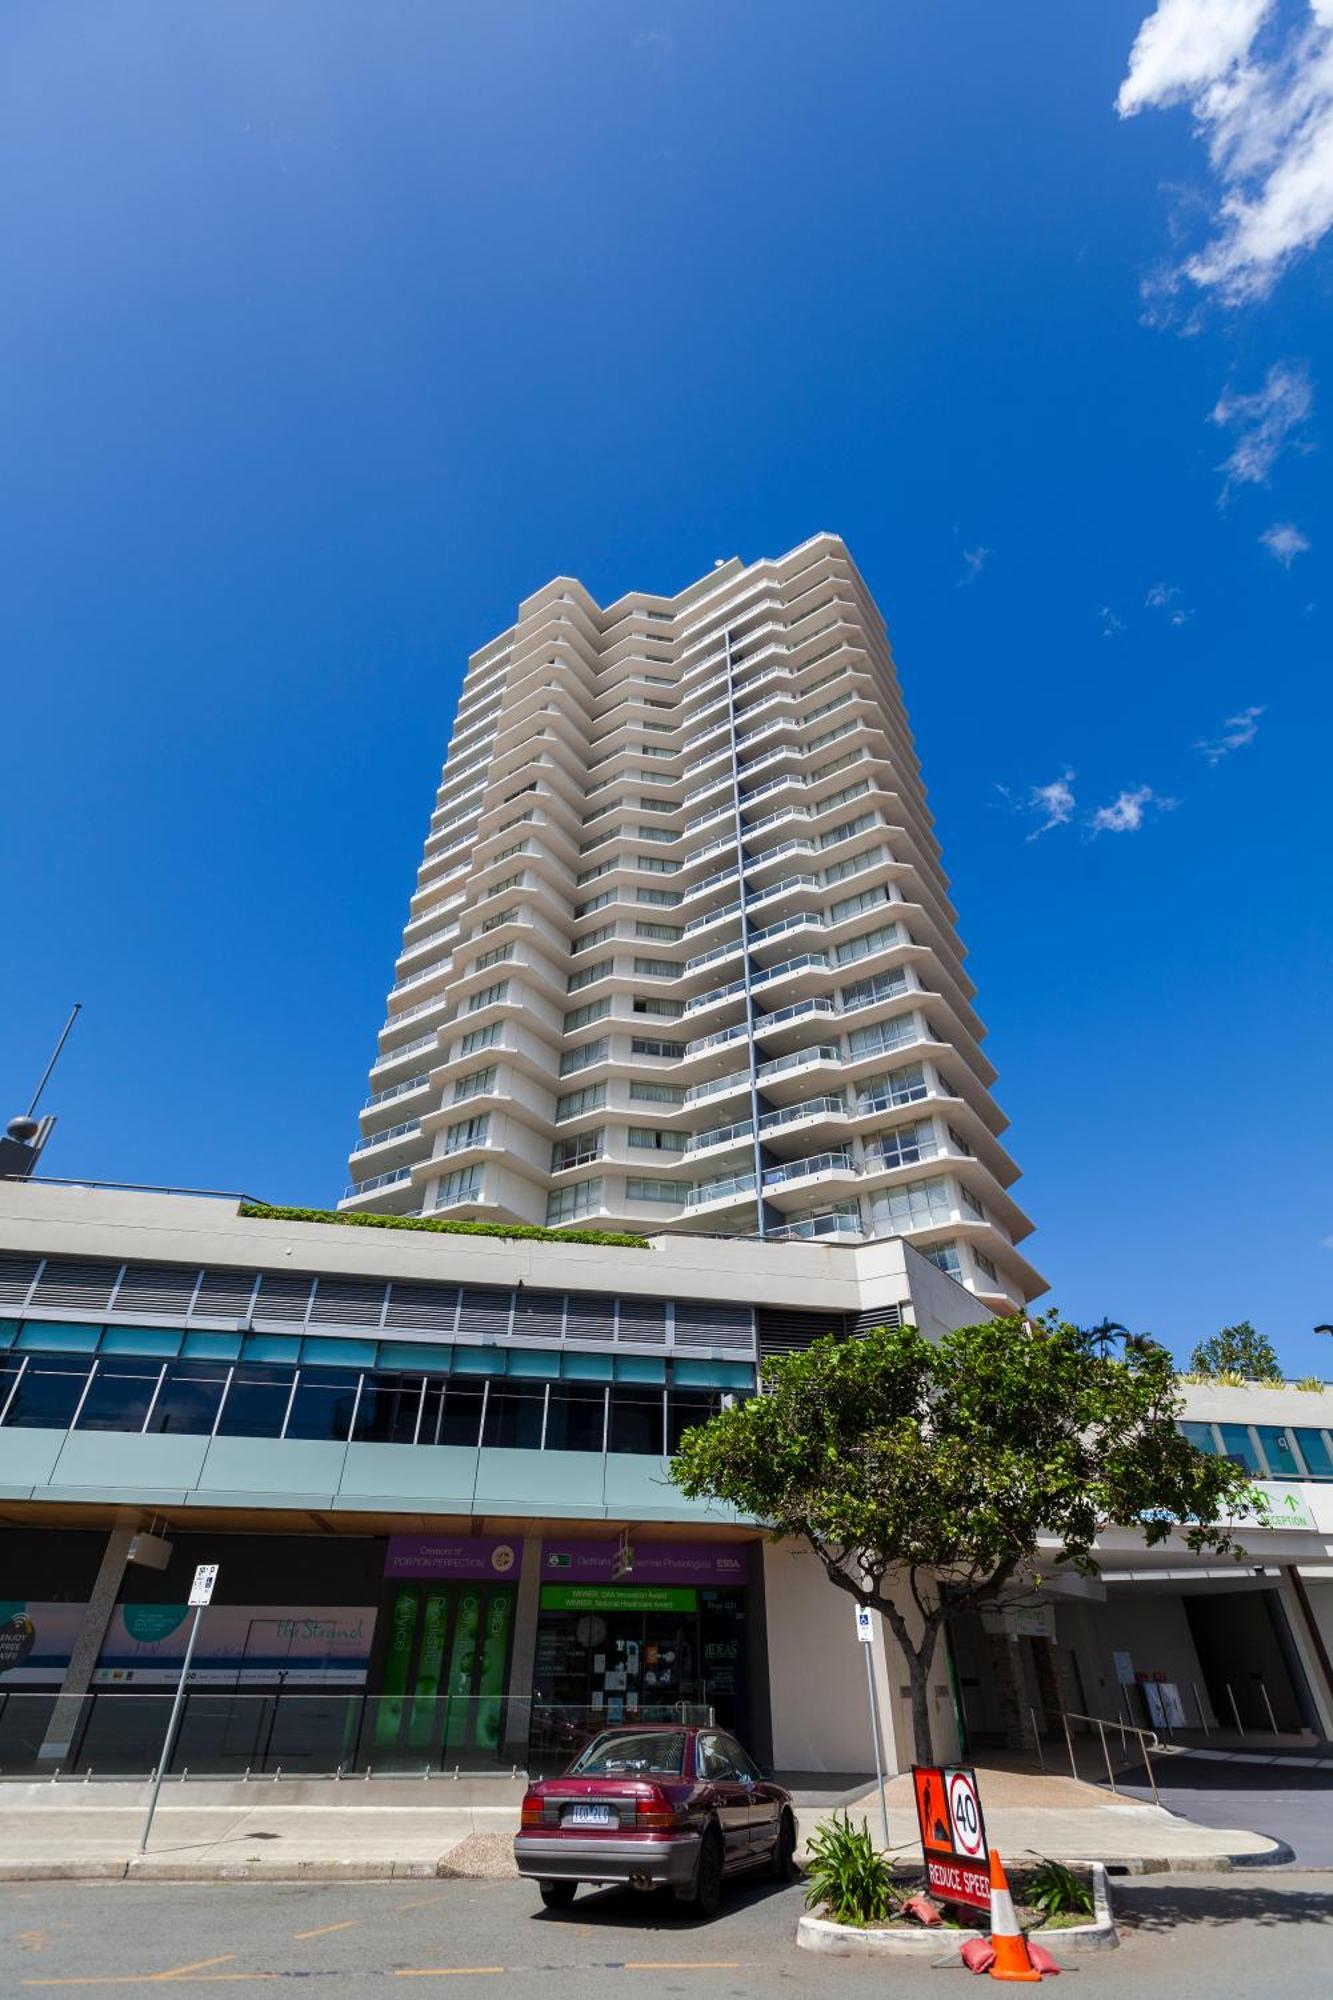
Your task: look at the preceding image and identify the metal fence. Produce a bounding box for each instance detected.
[0,1691,713,1782]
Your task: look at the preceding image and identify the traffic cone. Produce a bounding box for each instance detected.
[985,1849,1041,1983]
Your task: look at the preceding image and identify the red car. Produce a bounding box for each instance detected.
[515,1724,798,1917]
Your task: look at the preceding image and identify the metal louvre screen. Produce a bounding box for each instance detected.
[673,1301,755,1355]
[191,1270,259,1322]
[27,1259,121,1316]
[756,1306,847,1356]
[564,1293,616,1346]
[114,1264,198,1319]
[0,1255,42,1310]
[250,1273,316,1325]
[615,1296,667,1347]
[510,1290,563,1344]
[849,1305,903,1337]
[308,1279,389,1328]
[456,1287,512,1342]
[384,1282,458,1333]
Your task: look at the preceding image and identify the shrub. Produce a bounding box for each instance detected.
[804,1812,900,1927]
[1023,1857,1093,1921]
[237,1202,649,1249]
[1295,1376,1326,1393]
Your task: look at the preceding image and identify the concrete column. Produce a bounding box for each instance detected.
[1031,1636,1064,1732]
[986,1630,1038,1751]
[38,1524,137,1763]
[502,1535,543,1762]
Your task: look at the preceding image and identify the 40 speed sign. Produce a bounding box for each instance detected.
[911,1763,991,1911]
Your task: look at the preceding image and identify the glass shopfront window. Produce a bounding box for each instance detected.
[533,1568,752,1746]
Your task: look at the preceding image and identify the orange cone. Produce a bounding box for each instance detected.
[985,1849,1041,1983]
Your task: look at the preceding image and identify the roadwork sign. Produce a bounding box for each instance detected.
[912,1763,990,1911]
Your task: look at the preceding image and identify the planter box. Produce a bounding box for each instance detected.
[796,1862,1117,1957]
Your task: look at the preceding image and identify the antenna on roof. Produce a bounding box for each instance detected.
[2,1003,81,1180]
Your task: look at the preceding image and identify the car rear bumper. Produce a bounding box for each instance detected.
[514,1832,700,1887]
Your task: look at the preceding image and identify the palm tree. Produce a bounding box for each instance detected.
[1080,1319,1129,1358]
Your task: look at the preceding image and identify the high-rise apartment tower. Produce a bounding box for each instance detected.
[346,535,1042,1309]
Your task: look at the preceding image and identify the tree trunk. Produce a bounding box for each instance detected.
[908,1651,935,1766]
[878,1597,944,1767]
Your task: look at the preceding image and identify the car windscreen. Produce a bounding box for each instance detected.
[569,1730,687,1777]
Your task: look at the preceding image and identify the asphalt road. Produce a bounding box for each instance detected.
[1117,1751,1333,1866]
[2,1872,1332,1998]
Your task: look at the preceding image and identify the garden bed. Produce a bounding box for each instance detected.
[796,1861,1118,1958]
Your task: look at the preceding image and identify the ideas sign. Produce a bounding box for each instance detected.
[911,1763,991,1912]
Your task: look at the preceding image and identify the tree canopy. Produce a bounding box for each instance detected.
[1188,1320,1284,1382]
[670,1313,1255,1762]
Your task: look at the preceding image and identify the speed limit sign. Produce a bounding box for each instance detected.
[945,1767,987,1861]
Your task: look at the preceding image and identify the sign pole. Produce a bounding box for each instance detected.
[138,1564,217,1856]
[854,1603,890,1850]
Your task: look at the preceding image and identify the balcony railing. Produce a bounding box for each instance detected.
[342,1167,413,1198]
[683,1117,755,1155]
[762,1150,856,1189]
[756,1043,841,1081]
[364,1074,431,1110]
[686,1171,758,1208]
[757,1094,846,1131]
[766,1212,865,1243]
[349,1119,421,1158]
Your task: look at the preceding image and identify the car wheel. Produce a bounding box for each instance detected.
[684,1826,724,1919]
[768,1810,797,1881]
[539,1881,577,1909]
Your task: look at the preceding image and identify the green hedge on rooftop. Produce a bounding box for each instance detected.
[237,1202,650,1250]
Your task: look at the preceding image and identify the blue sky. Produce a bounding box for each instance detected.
[2,2,1329,1372]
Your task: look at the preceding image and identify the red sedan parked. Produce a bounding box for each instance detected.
[515,1724,798,1917]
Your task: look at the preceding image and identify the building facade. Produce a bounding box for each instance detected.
[346,535,1042,1311]
[1,1184,1330,1784]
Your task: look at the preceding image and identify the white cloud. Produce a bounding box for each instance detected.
[1024,770,1077,841]
[959,546,990,586]
[1097,605,1125,637]
[1089,785,1176,834]
[1211,361,1314,496]
[1260,519,1311,562]
[1146,581,1193,623]
[1195,703,1265,762]
[1118,1,1333,304]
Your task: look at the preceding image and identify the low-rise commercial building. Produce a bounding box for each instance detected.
[0,1182,1329,1780]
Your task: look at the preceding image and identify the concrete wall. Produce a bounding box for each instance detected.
[762,1542,960,1776]
[1060,1592,1216,1730]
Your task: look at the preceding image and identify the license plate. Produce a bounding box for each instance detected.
[566,1803,614,1827]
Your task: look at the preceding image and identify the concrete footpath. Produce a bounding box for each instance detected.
[842,1765,1291,1875]
[0,1765,1290,1880]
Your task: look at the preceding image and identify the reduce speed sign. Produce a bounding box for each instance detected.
[945,1768,987,1861]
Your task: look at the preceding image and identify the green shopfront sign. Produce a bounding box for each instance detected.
[540,1585,698,1614]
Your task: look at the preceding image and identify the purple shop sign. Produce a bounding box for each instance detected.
[539,1540,749,1586]
[385,1535,525,1581]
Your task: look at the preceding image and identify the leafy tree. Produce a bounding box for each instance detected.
[670,1314,1254,1764]
[1188,1321,1283,1383]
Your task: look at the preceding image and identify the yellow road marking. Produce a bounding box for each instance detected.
[292,1921,359,1940]
[394,1897,443,1911]
[23,1956,241,1989]
[154,1960,240,1983]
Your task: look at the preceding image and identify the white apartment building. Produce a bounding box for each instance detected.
[345,534,1043,1310]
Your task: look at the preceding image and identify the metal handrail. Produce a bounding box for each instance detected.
[1031,1705,1163,1805]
